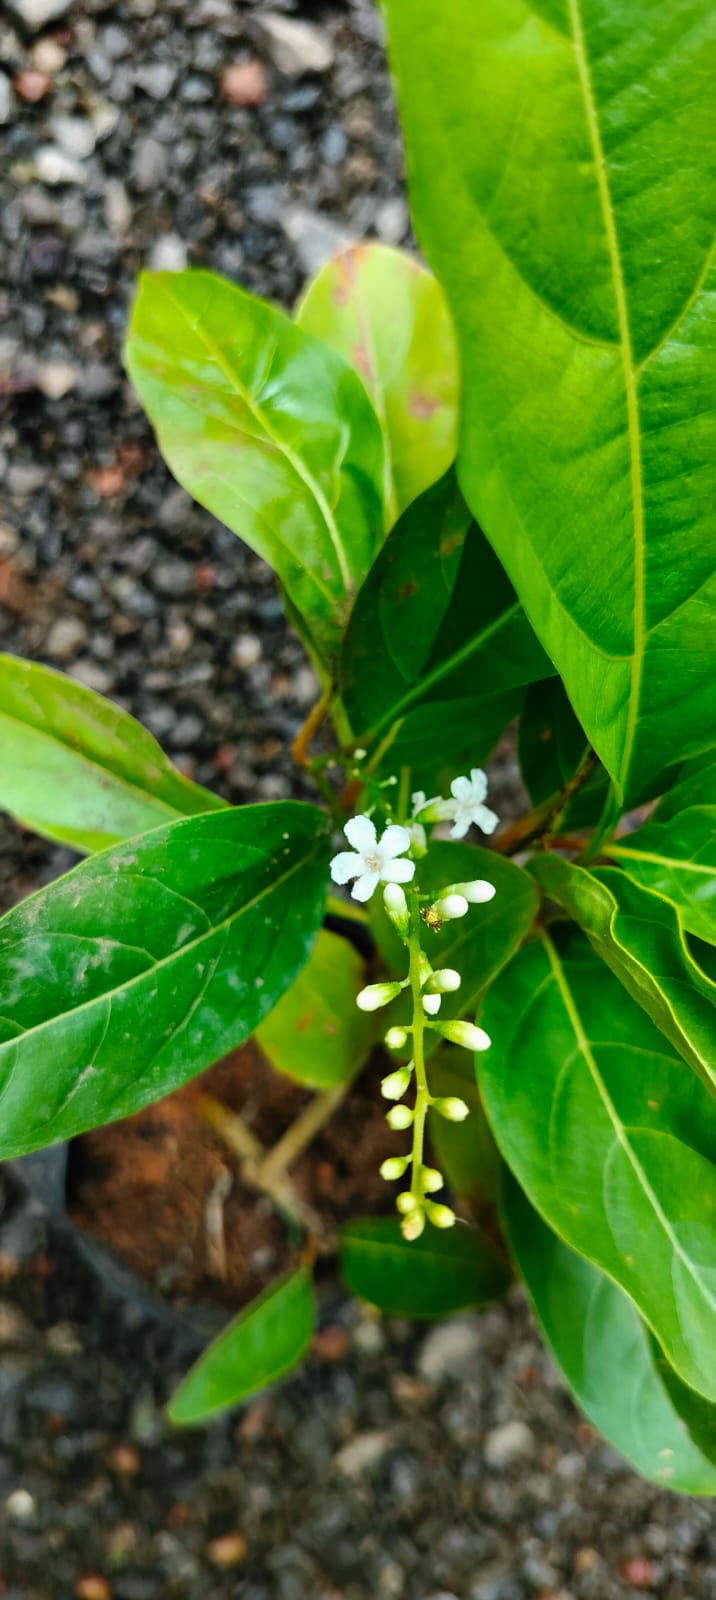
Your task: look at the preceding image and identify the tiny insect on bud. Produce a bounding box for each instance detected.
[437,1019,492,1052]
[380,1065,412,1100]
[425,968,461,994]
[401,1209,426,1241]
[383,882,409,937]
[396,1190,417,1214]
[425,1201,456,1229]
[387,1103,414,1130]
[422,992,442,1016]
[356,981,402,1012]
[380,1154,410,1181]
[433,1095,470,1122]
[385,1025,409,1051]
[433,893,469,920]
[420,1167,444,1194]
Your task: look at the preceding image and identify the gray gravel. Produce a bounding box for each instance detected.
[1,1,715,1595]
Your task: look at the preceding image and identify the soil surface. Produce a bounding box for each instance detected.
[2,0,716,1596]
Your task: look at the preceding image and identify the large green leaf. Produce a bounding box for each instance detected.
[607,807,716,946]
[125,270,385,669]
[0,653,224,854]
[341,470,550,756]
[168,1268,315,1425]
[656,752,716,824]
[427,1048,501,1210]
[255,928,378,1090]
[385,0,716,803]
[503,1173,716,1494]
[0,803,328,1159]
[296,243,458,521]
[531,853,716,1092]
[518,678,608,832]
[339,1215,510,1317]
[480,928,716,1400]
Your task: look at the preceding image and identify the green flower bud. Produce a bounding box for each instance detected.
[396,1190,417,1214]
[436,1019,491,1052]
[425,1200,456,1229]
[356,980,402,1012]
[380,1065,413,1101]
[384,1025,409,1051]
[380,1155,410,1181]
[383,882,409,938]
[432,1095,470,1122]
[387,1103,414,1130]
[420,1167,444,1194]
[400,1208,426,1241]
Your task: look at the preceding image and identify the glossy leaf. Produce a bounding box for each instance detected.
[341,470,550,754]
[0,653,224,854]
[518,678,608,831]
[255,928,378,1090]
[606,807,716,950]
[656,752,716,824]
[427,1048,501,1209]
[296,243,458,520]
[0,803,328,1159]
[378,690,524,797]
[385,0,716,803]
[168,1268,315,1425]
[503,1173,716,1494]
[339,1215,510,1318]
[480,927,716,1400]
[125,270,385,668]
[531,854,716,1092]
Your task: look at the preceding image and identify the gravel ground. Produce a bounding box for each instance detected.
[1,1,715,1595]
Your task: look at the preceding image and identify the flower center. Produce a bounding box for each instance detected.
[364,850,383,873]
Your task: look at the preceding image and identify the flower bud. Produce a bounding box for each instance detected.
[387,1103,414,1130]
[461,878,496,904]
[425,1201,456,1229]
[380,1065,412,1101]
[384,1025,409,1051]
[433,1095,470,1122]
[383,882,409,937]
[400,1208,426,1241]
[426,968,461,994]
[356,980,402,1012]
[417,952,433,985]
[380,1155,409,1181]
[422,992,442,1016]
[420,1167,444,1194]
[433,893,469,920]
[396,1190,417,1214]
[437,1019,491,1052]
[407,821,428,857]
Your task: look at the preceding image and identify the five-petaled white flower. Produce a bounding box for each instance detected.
[331,815,415,903]
[447,769,499,840]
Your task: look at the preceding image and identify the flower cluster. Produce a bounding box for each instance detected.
[329,766,497,904]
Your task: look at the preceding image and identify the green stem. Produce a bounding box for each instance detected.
[407,888,430,1201]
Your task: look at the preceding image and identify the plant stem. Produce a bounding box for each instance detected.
[292,685,332,767]
[197,1092,326,1238]
[493,748,598,857]
[257,1083,347,1193]
[407,888,430,1200]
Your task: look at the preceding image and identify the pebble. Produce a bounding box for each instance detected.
[0,72,12,121]
[5,1487,36,1522]
[6,0,71,29]
[221,58,268,107]
[131,135,168,191]
[148,234,188,273]
[232,634,262,669]
[417,1314,483,1382]
[254,14,334,78]
[484,1419,536,1469]
[30,36,66,73]
[133,61,178,99]
[333,1429,391,1477]
[104,179,132,235]
[375,196,409,245]
[45,615,88,660]
[35,360,78,400]
[14,68,49,104]
[283,205,355,275]
[0,1300,33,1344]
[51,116,96,160]
[34,146,87,187]
[206,1531,248,1568]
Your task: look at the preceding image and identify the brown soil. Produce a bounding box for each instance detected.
[67,1041,401,1312]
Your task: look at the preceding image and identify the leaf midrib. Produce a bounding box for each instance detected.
[0,706,187,825]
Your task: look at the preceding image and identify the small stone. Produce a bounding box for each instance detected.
[417,1314,482,1382]
[0,72,12,121]
[283,205,355,276]
[133,61,177,99]
[148,234,188,272]
[106,1442,141,1476]
[206,1532,248,1568]
[35,146,87,186]
[51,115,96,159]
[0,1301,32,1344]
[6,0,71,30]
[221,57,267,106]
[45,615,88,660]
[75,1579,111,1600]
[14,68,49,103]
[375,197,409,245]
[312,1325,350,1363]
[131,135,167,191]
[232,634,262,668]
[484,1419,536,1469]
[620,1558,659,1590]
[70,660,112,694]
[254,13,334,77]
[104,179,131,235]
[6,1488,36,1523]
[30,36,66,72]
[35,360,78,399]
[0,525,19,557]
[352,1317,386,1358]
[333,1430,391,1477]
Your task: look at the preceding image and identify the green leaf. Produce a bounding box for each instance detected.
[427,1048,501,1209]
[480,927,716,1401]
[255,928,378,1090]
[125,270,385,669]
[531,853,716,1093]
[385,0,716,803]
[0,653,224,854]
[0,802,329,1159]
[656,751,716,824]
[607,807,716,945]
[341,470,550,757]
[503,1173,716,1494]
[296,243,458,521]
[168,1267,315,1425]
[518,679,608,831]
[339,1215,510,1317]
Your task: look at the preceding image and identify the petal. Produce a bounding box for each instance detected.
[344,813,376,853]
[449,814,470,840]
[382,857,416,884]
[411,790,427,813]
[469,768,488,800]
[330,851,363,885]
[450,776,471,801]
[352,871,380,903]
[379,824,411,860]
[474,804,499,835]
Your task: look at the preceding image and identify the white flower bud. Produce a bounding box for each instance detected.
[381,1065,412,1100]
[356,980,402,1012]
[422,992,442,1016]
[400,1209,426,1241]
[420,1167,444,1194]
[433,893,469,920]
[461,878,496,904]
[437,1019,491,1052]
[433,1095,470,1122]
[426,968,461,994]
[425,1201,456,1229]
[384,1026,409,1051]
[396,1190,417,1214]
[407,821,428,857]
[383,882,410,937]
[387,1103,414,1130]
[380,1155,410,1181]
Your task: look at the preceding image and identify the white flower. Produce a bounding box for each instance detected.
[330,814,415,903]
[411,790,440,818]
[446,769,498,840]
